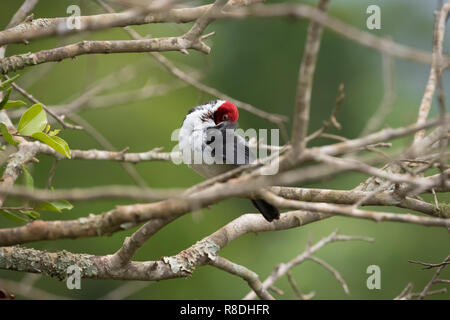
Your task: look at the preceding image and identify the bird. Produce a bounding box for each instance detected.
[178,99,280,222]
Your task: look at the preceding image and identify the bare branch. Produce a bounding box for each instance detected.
[286,271,315,300]
[0,0,258,46]
[306,83,345,143]
[5,0,39,29]
[0,210,327,280]
[38,144,178,162]
[272,187,439,217]
[408,258,450,270]
[6,77,83,130]
[0,183,181,202]
[261,191,450,229]
[307,256,349,295]
[291,0,331,160]
[394,282,447,300]
[244,230,373,300]
[417,254,450,300]
[0,0,39,59]
[0,36,209,74]
[209,256,275,300]
[413,2,450,144]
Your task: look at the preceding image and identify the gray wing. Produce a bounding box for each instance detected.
[205,121,255,167]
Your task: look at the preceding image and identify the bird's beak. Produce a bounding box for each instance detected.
[211,120,238,131]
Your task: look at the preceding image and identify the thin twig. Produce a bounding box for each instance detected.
[291,0,331,160]
[6,78,83,130]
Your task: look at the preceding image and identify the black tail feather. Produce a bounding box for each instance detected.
[251,199,280,222]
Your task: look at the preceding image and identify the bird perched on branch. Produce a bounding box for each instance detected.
[179,100,280,222]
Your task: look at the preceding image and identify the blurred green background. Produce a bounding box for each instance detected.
[0,0,449,299]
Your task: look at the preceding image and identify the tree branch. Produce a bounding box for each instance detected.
[291,0,331,160]
[413,1,450,144]
[0,36,209,74]
[0,210,327,280]
[0,0,258,46]
[209,256,275,300]
[244,230,373,300]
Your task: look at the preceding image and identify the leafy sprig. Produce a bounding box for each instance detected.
[0,75,74,223]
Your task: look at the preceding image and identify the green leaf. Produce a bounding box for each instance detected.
[0,122,19,146]
[3,100,27,109]
[0,209,29,222]
[31,132,71,158]
[0,74,20,90]
[18,104,47,135]
[21,210,40,220]
[0,87,12,110]
[37,200,73,213]
[49,129,61,136]
[22,165,34,189]
[50,135,71,157]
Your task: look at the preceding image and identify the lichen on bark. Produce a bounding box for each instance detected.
[0,246,98,281]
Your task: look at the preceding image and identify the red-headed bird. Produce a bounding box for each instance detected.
[179,100,280,222]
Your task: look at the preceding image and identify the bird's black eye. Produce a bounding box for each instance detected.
[223,114,229,121]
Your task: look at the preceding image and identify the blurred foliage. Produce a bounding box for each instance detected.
[0,0,449,300]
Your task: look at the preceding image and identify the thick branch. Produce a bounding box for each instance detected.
[261,191,450,229]
[0,210,327,280]
[0,0,258,46]
[272,187,439,217]
[0,37,208,74]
